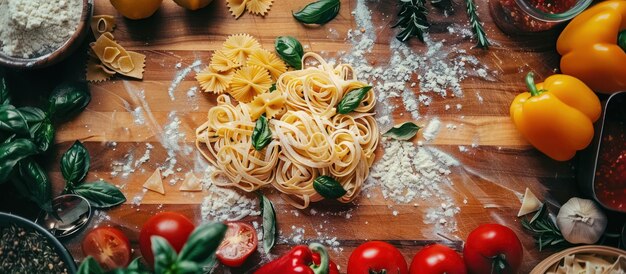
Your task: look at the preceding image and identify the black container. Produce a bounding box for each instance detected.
[578,91,626,214]
[0,212,77,273]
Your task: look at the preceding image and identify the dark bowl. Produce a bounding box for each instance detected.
[0,0,93,69]
[578,91,626,213]
[0,212,77,273]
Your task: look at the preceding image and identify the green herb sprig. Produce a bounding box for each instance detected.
[392,0,430,42]
[251,115,272,151]
[313,176,347,199]
[383,122,421,141]
[465,0,490,49]
[275,36,304,70]
[521,205,569,251]
[337,86,372,114]
[293,0,341,25]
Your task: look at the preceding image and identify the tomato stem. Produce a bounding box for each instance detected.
[490,253,509,274]
[525,72,541,97]
[618,30,626,53]
[309,243,330,274]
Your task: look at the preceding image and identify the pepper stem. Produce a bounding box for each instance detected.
[619,30,626,53]
[525,72,541,97]
[309,243,330,274]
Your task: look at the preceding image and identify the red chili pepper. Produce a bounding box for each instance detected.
[312,252,339,274]
[254,243,330,274]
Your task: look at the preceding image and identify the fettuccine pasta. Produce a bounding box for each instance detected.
[196,37,378,208]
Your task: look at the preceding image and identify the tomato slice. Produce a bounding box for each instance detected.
[216,222,258,267]
[81,227,131,270]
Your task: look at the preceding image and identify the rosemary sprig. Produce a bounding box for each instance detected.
[521,205,569,251]
[392,0,431,42]
[465,0,490,49]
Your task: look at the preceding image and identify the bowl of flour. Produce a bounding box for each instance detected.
[0,0,92,69]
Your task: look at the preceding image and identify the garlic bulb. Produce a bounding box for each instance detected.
[556,197,607,244]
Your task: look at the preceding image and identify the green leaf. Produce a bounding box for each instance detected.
[0,139,39,183]
[259,194,277,253]
[313,175,347,199]
[251,115,272,151]
[18,107,47,124]
[293,0,340,25]
[11,159,52,210]
[0,75,10,106]
[269,83,277,93]
[61,140,90,185]
[337,86,372,114]
[383,122,421,141]
[174,261,202,274]
[177,223,227,266]
[152,236,178,274]
[0,105,30,136]
[73,181,126,208]
[275,36,304,69]
[48,82,91,122]
[32,121,54,152]
[77,256,104,274]
[105,257,150,274]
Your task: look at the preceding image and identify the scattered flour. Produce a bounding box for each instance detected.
[200,165,260,222]
[168,60,203,101]
[422,118,441,141]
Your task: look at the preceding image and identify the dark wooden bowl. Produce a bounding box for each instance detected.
[0,0,93,69]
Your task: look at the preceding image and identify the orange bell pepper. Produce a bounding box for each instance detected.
[557,0,626,94]
[510,73,601,161]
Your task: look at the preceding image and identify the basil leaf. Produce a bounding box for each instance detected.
[293,0,341,25]
[32,121,54,152]
[175,261,202,274]
[0,139,38,182]
[77,256,104,274]
[275,36,304,69]
[61,140,90,185]
[0,105,30,136]
[337,86,372,114]
[251,115,272,151]
[269,83,277,92]
[259,193,277,253]
[177,223,227,265]
[12,159,52,210]
[48,82,91,122]
[73,181,126,208]
[383,122,421,141]
[0,76,9,106]
[18,107,47,124]
[313,175,346,199]
[126,257,149,272]
[152,236,178,274]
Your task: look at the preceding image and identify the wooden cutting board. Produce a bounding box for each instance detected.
[17,0,587,272]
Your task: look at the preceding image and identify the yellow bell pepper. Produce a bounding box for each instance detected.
[510,73,601,161]
[173,0,214,10]
[557,0,626,94]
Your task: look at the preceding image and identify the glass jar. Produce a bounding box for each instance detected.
[489,0,593,34]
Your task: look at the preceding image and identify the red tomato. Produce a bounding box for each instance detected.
[409,244,466,274]
[347,241,408,274]
[463,224,523,274]
[216,222,258,267]
[81,227,131,270]
[139,212,195,267]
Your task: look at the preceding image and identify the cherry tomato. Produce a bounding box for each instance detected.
[409,244,466,274]
[347,241,408,274]
[216,222,258,267]
[81,227,131,270]
[139,212,195,267]
[463,224,523,274]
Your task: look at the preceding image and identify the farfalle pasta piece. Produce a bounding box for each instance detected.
[222,33,262,65]
[90,15,116,39]
[246,48,287,80]
[196,66,235,94]
[227,0,248,18]
[246,0,273,15]
[210,50,241,72]
[229,65,272,102]
[246,90,285,120]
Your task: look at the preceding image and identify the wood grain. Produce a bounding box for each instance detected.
[1,0,601,273]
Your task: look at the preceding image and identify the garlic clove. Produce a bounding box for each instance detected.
[556,197,608,244]
[517,187,543,217]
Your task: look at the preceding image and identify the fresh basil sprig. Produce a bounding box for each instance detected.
[62,141,126,208]
[259,193,277,253]
[252,115,272,151]
[0,139,39,182]
[337,86,372,114]
[0,105,30,136]
[313,175,347,199]
[275,36,304,69]
[48,82,91,123]
[12,159,52,212]
[293,0,341,25]
[383,122,421,141]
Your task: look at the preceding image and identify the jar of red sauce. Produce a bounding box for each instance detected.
[489,0,592,34]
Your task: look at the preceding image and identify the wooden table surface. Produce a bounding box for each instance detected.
[4,0,619,273]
